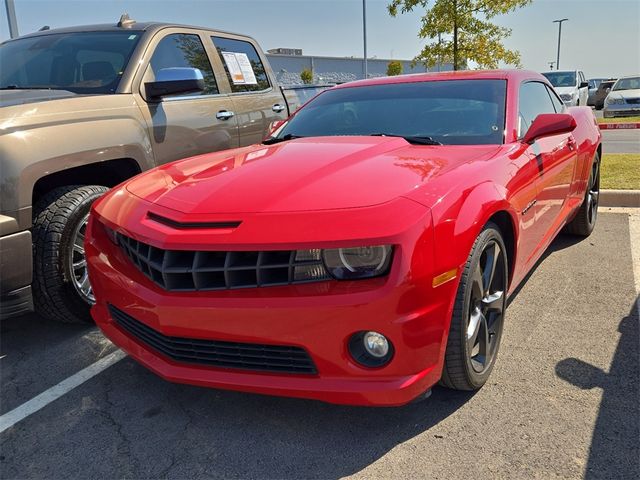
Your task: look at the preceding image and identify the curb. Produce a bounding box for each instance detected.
[600,189,640,208]
[599,122,640,130]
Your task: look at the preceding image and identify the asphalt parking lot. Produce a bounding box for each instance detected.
[1,210,639,479]
[601,129,640,154]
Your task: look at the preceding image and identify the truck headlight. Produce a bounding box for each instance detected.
[322,245,393,279]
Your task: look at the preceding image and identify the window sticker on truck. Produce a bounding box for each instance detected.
[221,51,258,85]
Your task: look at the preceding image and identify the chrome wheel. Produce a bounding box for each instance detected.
[68,212,94,304]
[587,158,600,226]
[466,240,506,374]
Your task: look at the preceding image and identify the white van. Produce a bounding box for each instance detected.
[542,70,589,106]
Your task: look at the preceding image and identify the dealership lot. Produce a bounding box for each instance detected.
[1,211,638,479]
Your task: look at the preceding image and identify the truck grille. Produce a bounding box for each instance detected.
[109,305,317,375]
[115,233,330,291]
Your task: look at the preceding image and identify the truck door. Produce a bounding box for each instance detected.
[134,30,239,166]
[209,35,288,145]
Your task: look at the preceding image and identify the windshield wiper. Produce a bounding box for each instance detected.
[262,133,305,145]
[369,133,442,146]
[0,85,61,91]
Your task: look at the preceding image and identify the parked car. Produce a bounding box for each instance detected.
[587,78,607,106]
[542,70,589,106]
[0,16,300,323]
[604,75,640,118]
[87,70,602,406]
[593,79,617,110]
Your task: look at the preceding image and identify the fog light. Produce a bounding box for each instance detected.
[363,331,389,357]
[348,331,394,368]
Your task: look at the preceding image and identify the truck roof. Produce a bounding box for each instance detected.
[3,21,247,43]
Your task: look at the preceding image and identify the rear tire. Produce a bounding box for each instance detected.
[565,152,600,237]
[441,223,508,390]
[32,185,108,323]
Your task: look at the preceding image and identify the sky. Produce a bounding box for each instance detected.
[1,0,638,78]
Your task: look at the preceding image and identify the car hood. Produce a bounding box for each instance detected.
[0,89,79,108]
[126,136,502,214]
[609,88,640,99]
[554,86,578,95]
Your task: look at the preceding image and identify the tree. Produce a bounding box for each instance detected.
[300,68,313,84]
[387,60,403,76]
[388,0,532,70]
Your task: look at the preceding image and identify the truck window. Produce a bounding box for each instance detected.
[211,36,270,93]
[0,31,141,93]
[149,34,218,95]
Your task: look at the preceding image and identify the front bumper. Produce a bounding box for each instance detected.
[604,104,640,118]
[0,218,34,319]
[87,189,458,406]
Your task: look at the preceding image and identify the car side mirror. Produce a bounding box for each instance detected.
[522,113,577,145]
[145,68,204,101]
[579,81,589,89]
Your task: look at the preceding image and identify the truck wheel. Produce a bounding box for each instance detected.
[440,223,508,390]
[565,152,600,237]
[32,185,108,323]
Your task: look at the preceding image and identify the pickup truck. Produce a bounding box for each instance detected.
[0,16,299,323]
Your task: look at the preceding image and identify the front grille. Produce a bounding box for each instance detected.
[115,233,330,292]
[109,305,317,374]
[626,98,640,105]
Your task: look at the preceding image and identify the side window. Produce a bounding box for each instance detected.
[211,36,270,93]
[545,85,565,113]
[518,81,556,138]
[148,34,218,95]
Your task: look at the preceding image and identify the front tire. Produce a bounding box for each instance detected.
[441,223,508,390]
[565,152,600,237]
[32,185,108,323]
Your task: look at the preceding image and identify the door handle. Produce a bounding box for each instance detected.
[216,110,235,121]
[272,104,286,113]
[566,136,577,151]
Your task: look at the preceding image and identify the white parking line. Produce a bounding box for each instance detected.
[0,349,126,434]
[630,212,640,294]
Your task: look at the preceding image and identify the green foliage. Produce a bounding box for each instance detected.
[387,60,404,76]
[388,0,532,70]
[300,68,313,84]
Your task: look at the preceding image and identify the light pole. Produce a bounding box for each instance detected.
[4,0,19,38]
[553,18,568,70]
[362,0,368,79]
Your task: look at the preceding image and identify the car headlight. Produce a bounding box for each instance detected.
[606,96,624,105]
[322,245,393,280]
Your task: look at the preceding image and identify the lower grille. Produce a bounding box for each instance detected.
[109,305,317,375]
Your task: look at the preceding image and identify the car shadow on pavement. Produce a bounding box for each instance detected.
[508,232,585,306]
[88,367,478,479]
[555,296,640,479]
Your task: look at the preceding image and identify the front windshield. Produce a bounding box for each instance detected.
[613,77,640,91]
[275,79,507,145]
[0,31,142,94]
[542,71,577,88]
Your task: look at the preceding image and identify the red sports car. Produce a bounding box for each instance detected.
[86,70,601,406]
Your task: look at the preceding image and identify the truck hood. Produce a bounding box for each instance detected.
[0,89,80,108]
[126,136,502,214]
[554,86,578,96]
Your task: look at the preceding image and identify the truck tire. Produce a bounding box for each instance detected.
[32,185,108,323]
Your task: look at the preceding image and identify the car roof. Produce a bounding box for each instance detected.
[333,69,546,89]
[2,21,245,43]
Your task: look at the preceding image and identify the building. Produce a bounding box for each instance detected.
[265,53,453,85]
[267,48,303,56]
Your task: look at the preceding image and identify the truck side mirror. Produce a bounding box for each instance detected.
[145,68,204,101]
[579,81,589,89]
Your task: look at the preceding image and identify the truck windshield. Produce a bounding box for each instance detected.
[273,79,507,145]
[0,31,142,94]
[542,71,577,88]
